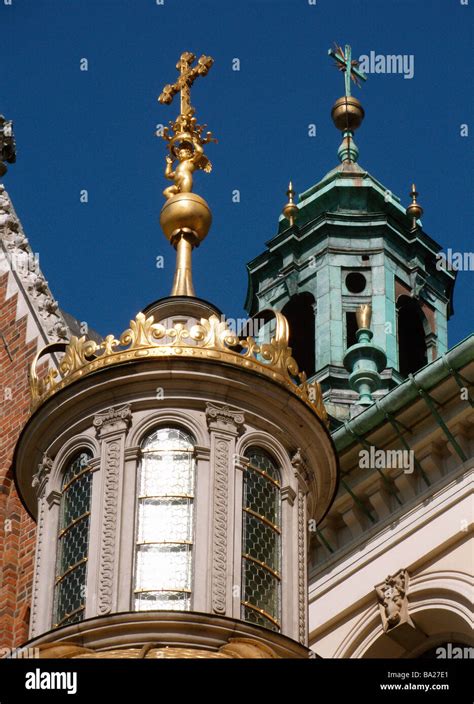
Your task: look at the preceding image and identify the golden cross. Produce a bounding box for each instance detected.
[159,51,214,115]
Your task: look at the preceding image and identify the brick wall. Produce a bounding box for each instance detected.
[0,271,39,648]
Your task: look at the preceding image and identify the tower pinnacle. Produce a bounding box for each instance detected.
[158,52,216,296]
[406,183,424,231]
[328,43,366,164]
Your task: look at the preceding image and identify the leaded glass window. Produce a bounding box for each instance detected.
[134,427,195,611]
[53,450,93,627]
[241,447,281,631]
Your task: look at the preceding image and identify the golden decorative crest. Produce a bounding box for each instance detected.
[30,310,328,424]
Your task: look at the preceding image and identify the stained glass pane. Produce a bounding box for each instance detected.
[53,562,87,626]
[61,472,91,528]
[243,512,280,573]
[57,517,90,575]
[241,448,281,631]
[246,448,280,483]
[244,470,280,525]
[134,427,195,612]
[53,450,92,628]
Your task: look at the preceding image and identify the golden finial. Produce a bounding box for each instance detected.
[158,52,217,297]
[282,181,298,227]
[406,183,423,231]
[328,44,366,163]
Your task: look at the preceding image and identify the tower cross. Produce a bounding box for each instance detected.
[328,44,367,97]
[159,51,214,115]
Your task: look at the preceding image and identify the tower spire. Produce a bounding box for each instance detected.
[328,43,366,164]
[158,52,216,296]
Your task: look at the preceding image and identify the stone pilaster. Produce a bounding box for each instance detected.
[90,404,132,616]
[291,449,309,645]
[205,403,244,616]
[29,454,53,637]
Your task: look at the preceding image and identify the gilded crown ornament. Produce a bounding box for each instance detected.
[29,310,328,425]
[158,51,217,296]
[328,43,367,164]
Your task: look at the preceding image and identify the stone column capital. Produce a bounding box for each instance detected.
[93,404,132,438]
[32,453,53,499]
[205,403,245,435]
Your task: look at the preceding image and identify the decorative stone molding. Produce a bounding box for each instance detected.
[90,403,132,616]
[31,453,53,499]
[97,438,121,615]
[297,489,307,644]
[206,402,244,616]
[233,455,249,475]
[205,403,245,433]
[375,568,413,632]
[93,404,132,437]
[194,445,211,461]
[30,476,48,634]
[46,490,61,508]
[211,437,230,615]
[26,611,310,659]
[291,448,310,493]
[281,485,296,506]
[88,457,101,474]
[124,446,141,461]
[0,185,69,342]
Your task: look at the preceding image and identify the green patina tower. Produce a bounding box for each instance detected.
[244,44,456,423]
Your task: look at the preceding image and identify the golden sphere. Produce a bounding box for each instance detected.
[282,202,298,220]
[406,202,423,220]
[160,192,212,244]
[331,96,365,131]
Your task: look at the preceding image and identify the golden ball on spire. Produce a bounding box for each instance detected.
[160,191,212,245]
[331,96,365,132]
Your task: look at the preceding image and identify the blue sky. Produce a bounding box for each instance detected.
[1,0,472,346]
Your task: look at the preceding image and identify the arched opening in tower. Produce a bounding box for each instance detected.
[397,296,428,377]
[282,292,316,378]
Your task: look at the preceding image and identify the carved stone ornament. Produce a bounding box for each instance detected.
[93,404,132,436]
[375,568,413,632]
[31,453,53,497]
[291,448,311,488]
[205,402,245,433]
[0,185,69,343]
[97,439,121,615]
[211,437,229,614]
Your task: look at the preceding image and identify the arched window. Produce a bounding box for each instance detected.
[397,296,428,377]
[282,293,316,377]
[134,427,195,611]
[241,447,281,631]
[53,449,93,627]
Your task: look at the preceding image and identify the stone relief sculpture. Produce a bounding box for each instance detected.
[375,568,411,631]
